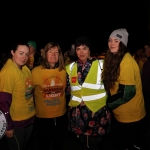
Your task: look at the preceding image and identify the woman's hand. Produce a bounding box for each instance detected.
[5,129,14,138]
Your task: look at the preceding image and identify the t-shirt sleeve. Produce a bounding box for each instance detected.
[0,70,15,93]
[31,69,36,88]
[0,70,15,130]
[119,63,135,85]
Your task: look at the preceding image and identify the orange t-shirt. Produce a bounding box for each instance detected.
[32,66,66,118]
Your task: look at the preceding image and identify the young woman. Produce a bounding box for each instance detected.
[102,28,146,150]
[31,42,67,150]
[0,42,35,150]
[66,36,111,150]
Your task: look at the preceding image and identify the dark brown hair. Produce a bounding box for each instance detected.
[9,42,29,58]
[101,42,128,92]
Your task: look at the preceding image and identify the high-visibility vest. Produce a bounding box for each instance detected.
[66,59,107,112]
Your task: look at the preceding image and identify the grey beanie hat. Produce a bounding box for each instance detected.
[109,28,129,46]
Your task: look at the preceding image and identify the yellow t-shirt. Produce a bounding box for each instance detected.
[32,66,66,118]
[110,53,146,123]
[26,56,34,69]
[0,59,35,121]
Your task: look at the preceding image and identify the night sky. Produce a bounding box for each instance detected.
[1,1,149,55]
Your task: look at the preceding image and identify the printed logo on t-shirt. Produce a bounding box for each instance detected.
[25,78,33,99]
[42,76,64,106]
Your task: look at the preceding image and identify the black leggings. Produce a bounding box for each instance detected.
[111,117,144,150]
[78,135,101,150]
[6,124,33,150]
[35,115,67,150]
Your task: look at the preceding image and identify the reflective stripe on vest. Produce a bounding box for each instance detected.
[72,92,106,102]
[70,60,104,91]
[66,60,107,112]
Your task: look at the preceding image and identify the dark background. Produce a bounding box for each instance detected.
[1,1,149,55]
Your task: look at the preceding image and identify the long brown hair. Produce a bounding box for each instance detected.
[101,42,128,92]
[40,42,65,71]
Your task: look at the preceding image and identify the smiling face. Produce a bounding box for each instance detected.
[11,45,29,68]
[108,37,120,54]
[47,46,59,67]
[76,45,90,63]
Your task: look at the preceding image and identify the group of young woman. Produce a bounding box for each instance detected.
[0,28,145,150]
